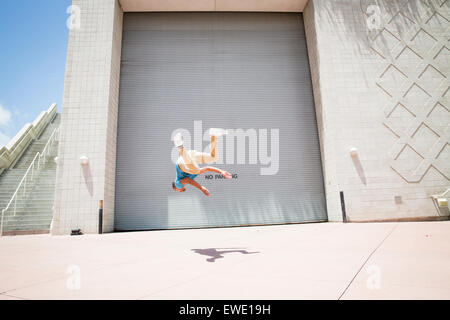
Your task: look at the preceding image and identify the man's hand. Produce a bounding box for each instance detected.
[200,186,210,197]
[201,166,232,179]
[221,171,232,179]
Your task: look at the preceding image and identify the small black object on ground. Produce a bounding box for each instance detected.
[71,229,83,236]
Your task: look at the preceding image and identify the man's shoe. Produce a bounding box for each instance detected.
[209,128,228,137]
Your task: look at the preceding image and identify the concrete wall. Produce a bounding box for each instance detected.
[304,0,449,221]
[118,0,309,12]
[54,0,449,234]
[52,0,123,235]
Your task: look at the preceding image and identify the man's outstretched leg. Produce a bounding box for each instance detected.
[195,128,227,165]
[172,128,232,195]
[194,128,231,178]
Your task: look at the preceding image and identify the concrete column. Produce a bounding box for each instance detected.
[304,0,449,221]
[52,0,123,235]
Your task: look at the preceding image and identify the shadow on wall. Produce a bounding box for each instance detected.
[191,248,260,263]
[316,0,439,44]
[312,0,442,85]
[82,165,93,196]
[351,154,367,185]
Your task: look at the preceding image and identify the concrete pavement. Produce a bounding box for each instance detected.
[0,221,449,299]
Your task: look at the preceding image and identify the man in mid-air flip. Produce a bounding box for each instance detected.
[172,128,231,196]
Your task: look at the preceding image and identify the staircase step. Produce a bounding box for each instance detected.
[5,221,52,226]
[4,215,53,222]
[5,212,54,218]
[1,206,55,212]
[4,224,51,231]
[0,114,59,234]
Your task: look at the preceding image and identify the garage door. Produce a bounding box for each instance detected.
[115,12,327,231]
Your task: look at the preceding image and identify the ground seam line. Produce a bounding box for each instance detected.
[0,293,28,300]
[337,223,398,300]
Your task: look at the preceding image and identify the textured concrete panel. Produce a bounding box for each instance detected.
[304,0,449,221]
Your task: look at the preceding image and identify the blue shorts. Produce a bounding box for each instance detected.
[175,164,198,189]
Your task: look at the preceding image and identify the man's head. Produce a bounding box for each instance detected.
[173,132,184,148]
[172,181,186,192]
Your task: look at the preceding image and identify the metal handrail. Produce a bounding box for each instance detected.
[0,104,57,175]
[0,126,60,236]
[430,187,450,217]
[431,188,450,199]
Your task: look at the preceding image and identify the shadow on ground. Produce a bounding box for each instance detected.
[191,248,260,263]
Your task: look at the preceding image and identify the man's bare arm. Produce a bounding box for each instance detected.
[200,166,232,179]
[180,177,210,196]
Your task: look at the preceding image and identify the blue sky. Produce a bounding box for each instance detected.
[0,0,71,146]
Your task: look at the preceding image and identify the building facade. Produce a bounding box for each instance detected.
[52,0,449,235]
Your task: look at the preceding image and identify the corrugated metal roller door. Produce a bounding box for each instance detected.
[115,12,327,231]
